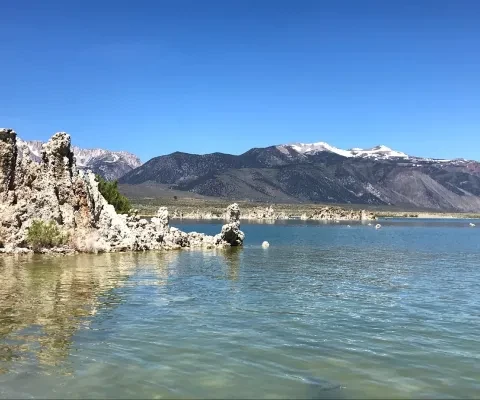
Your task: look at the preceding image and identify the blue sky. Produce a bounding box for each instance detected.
[1,0,479,161]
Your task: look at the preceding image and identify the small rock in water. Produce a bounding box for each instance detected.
[375,224,382,229]
[347,225,351,228]
[262,241,270,248]
[368,223,372,226]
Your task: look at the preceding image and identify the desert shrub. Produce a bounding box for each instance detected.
[96,175,131,214]
[26,220,68,251]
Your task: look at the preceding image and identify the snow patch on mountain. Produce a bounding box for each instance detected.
[17,138,142,180]
[287,142,354,158]
[280,141,410,160]
[348,145,409,159]
[71,146,141,168]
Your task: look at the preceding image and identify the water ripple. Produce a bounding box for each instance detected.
[0,222,479,398]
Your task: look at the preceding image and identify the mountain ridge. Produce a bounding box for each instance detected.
[119,140,480,212]
[18,138,142,181]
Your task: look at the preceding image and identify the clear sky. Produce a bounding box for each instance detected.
[1,0,479,161]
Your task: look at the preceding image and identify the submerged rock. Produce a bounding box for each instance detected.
[0,129,245,253]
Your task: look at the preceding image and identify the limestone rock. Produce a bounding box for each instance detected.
[217,222,245,246]
[151,206,169,234]
[225,203,241,223]
[244,205,276,220]
[0,129,246,253]
[167,203,375,222]
[0,129,17,202]
[217,203,244,246]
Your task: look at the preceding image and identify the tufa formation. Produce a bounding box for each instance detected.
[0,129,244,254]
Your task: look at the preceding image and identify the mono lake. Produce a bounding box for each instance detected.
[0,220,479,398]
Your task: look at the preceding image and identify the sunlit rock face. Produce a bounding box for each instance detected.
[0,129,245,253]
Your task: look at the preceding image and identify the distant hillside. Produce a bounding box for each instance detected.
[119,141,480,212]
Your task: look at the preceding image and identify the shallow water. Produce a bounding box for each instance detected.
[0,219,479,399]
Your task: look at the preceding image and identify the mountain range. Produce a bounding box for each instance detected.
[118,141,480,212]
[18,139,142,181]
[18,136,480,212]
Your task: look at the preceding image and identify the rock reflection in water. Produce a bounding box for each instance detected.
[0,252,179,374]
[222,247,242,281]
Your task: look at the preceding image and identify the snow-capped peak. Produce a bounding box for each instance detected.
[16,138,142,180]
[287,142,354,158]
[280,141,409,160]
[17,138,141,168]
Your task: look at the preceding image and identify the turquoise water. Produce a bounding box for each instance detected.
[0,219,479,398]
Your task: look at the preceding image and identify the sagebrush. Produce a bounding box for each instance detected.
[96,175,132,214]
[26,220,68,251]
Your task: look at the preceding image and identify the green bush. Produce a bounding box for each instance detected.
[26,220,68,251]
[96,175,131,214]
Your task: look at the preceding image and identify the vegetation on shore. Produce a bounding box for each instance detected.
[26,220,69,251]
[96,175,132,214]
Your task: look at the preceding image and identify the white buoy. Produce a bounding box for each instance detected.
[262,241,270,249]
[469,223,476,227]
[347,225,351,228]
[375,224,382,230]
[368,223,372,226]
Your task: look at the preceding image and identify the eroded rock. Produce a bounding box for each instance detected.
[0,129,245,253]
[217,203,245,246]
[0,129,17,202]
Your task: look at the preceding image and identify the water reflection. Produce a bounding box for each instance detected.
[1,220,478,399]
[221,247,242,281]
[0,252,181,374]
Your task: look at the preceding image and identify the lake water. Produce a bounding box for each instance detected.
[0,219,479,399]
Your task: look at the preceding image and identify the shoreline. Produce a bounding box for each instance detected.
[134,205,480,221]
[135,205,377,222]
[377,212,480,220]
[129,196,480,221]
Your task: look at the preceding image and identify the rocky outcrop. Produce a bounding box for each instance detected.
[243,205,276,220]
[307,207,376,221]
[0,129,245,254]
[0,129,17,202]
[167,204,376,221]
[219,203,245,246]
[170,209,224,220]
